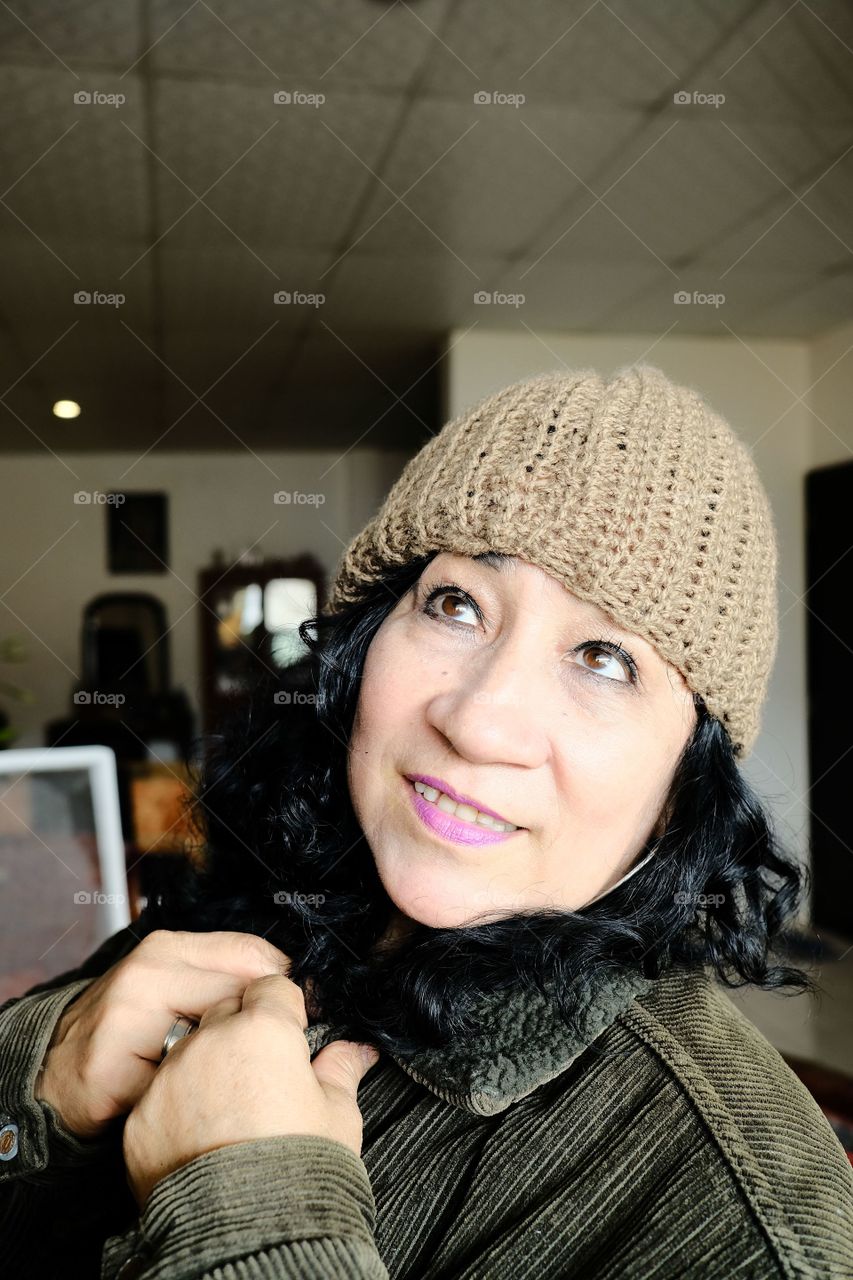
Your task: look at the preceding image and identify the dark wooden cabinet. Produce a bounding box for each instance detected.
[197,554,326,735]
[805,461,853,938]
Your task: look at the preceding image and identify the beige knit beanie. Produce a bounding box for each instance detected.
[325,363,779,761]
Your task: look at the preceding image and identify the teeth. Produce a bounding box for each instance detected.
[412,780,518,832]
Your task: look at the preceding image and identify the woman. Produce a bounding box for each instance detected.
[3,364,852,1278]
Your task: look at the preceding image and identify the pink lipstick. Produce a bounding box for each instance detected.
[402,773,524,848]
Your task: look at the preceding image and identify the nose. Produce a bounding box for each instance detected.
[425,638,550,770]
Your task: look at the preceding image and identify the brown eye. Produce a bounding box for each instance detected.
[436,592,477,623]
[441,595,461,617]
[575,643,634,683]
[421,585,481,627]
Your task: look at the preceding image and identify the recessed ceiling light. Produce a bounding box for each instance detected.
[52,399,81,419]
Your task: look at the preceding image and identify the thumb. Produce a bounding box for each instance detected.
[311,1039,380,1095]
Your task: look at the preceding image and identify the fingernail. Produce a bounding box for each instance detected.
[360,1043,379,1068]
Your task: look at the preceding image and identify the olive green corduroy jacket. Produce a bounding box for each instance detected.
[2,922,852,1279]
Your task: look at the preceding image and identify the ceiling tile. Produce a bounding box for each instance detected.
[0,236,155,332]
[324,249,508,331]
[158,244,332,334]
[586,263,853,338]
[149,78,401,251]
[0,66,149,240]
[0,1,142,66]
[349,98,640,257]
[702,193,851,275]
[419,0,756,106]
[148,0,454,88]
[705,1,853,121]
[737,268,853,338]
[489,258,665,332]
[522,112,800,272]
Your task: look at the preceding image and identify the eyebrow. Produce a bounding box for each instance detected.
[472,551,513,571]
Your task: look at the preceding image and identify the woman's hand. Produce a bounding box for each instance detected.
[34,930,295,1140]
[122,972,379,1209]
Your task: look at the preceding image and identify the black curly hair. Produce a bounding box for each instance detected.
[139,551,813,1058]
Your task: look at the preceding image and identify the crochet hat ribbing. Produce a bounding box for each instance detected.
[326,363,779,760]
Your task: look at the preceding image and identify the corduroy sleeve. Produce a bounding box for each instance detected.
[1,928,147,1277]
[0,922,143,1185]
[0,976,118,1184]
[100,1134,390,1280]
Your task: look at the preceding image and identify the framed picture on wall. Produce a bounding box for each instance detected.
[106,492,169,574]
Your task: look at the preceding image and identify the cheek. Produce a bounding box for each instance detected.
[348,628,441,850]
[348,626,428,806]
[551,724,670,832]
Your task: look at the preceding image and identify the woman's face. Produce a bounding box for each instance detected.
[347,552,698,929]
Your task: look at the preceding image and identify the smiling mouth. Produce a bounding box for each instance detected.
[412,779,520,833]
[404,778,523,848]
[399,768,525,839]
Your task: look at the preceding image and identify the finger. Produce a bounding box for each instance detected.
[132,970,249,1065]
[159,968,250,1020]
[310,1042,378,1160]
[147,930,293,982]
[140,943,293,1057]
[311,1040,380,1097]
[197,995,242,1030]
[239,972,308,1030]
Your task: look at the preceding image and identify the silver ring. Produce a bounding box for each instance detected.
[160,1015,199,1062]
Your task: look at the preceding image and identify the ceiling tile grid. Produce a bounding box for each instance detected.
[149,78,404,252]
[0,0,852,452]
[0,65,150,242]
[0,0,142,66]
[147,0,455,86]
[348,98,643,259]
[418,0,756,106]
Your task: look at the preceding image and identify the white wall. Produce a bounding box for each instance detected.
[0,448,409,750]
[810,320,853,470]
[443,328,816,885]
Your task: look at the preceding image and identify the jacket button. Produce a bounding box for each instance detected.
[0,1120,19,1161]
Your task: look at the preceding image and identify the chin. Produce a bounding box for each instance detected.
[384,886,471,930]
[375,859,512,931]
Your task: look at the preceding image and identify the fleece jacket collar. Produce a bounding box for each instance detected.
[304,965,655,1116]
